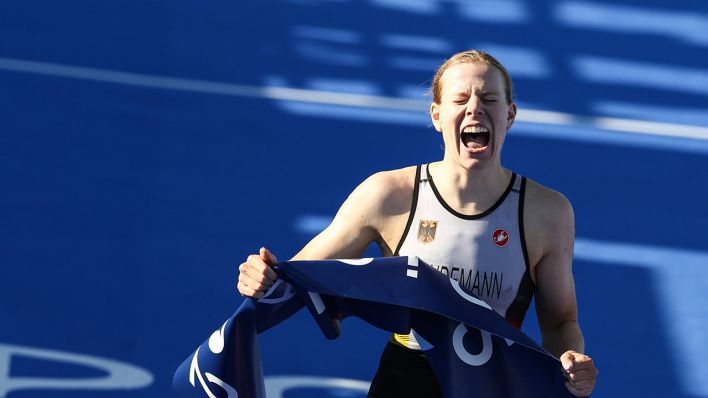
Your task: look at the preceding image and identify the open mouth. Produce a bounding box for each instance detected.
[461,126,490,153]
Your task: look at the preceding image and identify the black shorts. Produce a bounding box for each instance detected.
[368,342,443,398]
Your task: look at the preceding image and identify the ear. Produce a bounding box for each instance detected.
[506,102,517,131]
[430,102,441,132]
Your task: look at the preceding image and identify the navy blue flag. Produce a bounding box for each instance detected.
[173,256,574,398]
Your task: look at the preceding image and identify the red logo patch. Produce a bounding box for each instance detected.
[492,228,510,247]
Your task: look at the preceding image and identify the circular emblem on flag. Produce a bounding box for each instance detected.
[492,228,510,247]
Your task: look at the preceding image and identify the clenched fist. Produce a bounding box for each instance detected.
[561,350,597,397]
[237,247,279,298]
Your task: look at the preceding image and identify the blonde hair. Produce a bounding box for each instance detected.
[431,50,513,105]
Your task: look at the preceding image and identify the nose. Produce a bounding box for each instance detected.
[466,97,484,116]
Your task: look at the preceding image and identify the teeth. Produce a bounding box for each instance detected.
[462,126,489,134]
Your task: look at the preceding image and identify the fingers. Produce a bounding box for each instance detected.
[565,381,594,397]
[560,351,574,370]
[237,265,274,298]
[237,248,279,298]
[237,279,266,299]
[566,368,596,388]
[561,351,598,397]
[244,252,279,282]
[260,247,278,265]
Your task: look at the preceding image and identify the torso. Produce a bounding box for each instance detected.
[374,164,552,286]
[363,161,581,393]
[378,164,534,348]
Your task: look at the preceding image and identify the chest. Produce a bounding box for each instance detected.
[396,177,530,312]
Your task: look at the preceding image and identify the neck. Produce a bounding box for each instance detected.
[429,159,511,212]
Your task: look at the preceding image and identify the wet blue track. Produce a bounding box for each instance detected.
[2,1,708,397]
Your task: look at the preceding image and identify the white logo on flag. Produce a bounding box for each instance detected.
[452,324,493,367]
[189,347,238,398]
[259,280,295,304]
[450,279,492,310]
[337,258,374,266]
[188,319,239,398]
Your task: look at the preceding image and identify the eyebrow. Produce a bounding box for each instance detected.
[453,90,500,97]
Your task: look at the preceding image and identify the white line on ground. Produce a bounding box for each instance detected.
[1,57,707,143]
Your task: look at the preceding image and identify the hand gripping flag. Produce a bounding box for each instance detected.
[173,256,576,398]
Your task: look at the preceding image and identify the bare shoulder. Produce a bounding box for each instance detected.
[292,165,418,260]
[351,165,418,217]
[344,165,418,254]
[524,178,574,231]
[523,178,575,270]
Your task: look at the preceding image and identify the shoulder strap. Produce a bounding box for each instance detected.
[420,163,430,182]
[511,173,523,193]
[505,175,535,328]
[393,165,422,256]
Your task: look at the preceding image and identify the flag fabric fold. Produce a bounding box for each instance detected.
[173,256,574,398]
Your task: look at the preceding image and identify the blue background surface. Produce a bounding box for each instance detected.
[2,1,708,397]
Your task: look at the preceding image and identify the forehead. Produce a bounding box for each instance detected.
[439,62,505,95]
